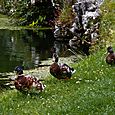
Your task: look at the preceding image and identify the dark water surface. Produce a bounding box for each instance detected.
[0,29,55,72]
[0,29,70,73]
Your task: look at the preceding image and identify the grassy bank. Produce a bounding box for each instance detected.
[0,0,115,115]
[98,0,115,48]
[0,14,12,29]
[0,47,115,115]
[0,14,50,30]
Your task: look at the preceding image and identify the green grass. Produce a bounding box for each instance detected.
[0,0,115,115]
[0,48,115,115]
[98,0,115,47]
[0,14,51,30]
[0,14,11,27]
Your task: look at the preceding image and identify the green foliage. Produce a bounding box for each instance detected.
[29,16,46,27]
[1,0,76,27]
[55,0,76,27]
[4,0,54,27]
[29,20,38,27]
[59,5,75,26]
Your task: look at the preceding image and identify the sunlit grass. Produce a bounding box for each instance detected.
[0,46,115,115]
[0,14,51,30]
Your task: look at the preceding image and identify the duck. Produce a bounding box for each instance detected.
[106,46,115,65]
[13,66,45,92]
[50,51,76,80]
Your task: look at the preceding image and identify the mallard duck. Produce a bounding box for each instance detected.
[106,46,115,65]
[50,53,76,80]
[14,66,45,92]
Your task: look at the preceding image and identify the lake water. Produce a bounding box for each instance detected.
[0,29,70,73]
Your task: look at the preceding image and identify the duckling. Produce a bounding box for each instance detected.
[50,53,76,80]
[14,66,45,92]
[106,46,115,65]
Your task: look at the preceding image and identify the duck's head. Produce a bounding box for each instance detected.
[52,53,59,63]
[14,66,23,75]
[107,46,114,53]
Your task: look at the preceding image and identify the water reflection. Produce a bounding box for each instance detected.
[53,41,70,56]
[0,29,55,72]
[0,29,70,73]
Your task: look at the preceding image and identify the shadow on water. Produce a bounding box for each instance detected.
[0,29,71,73]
